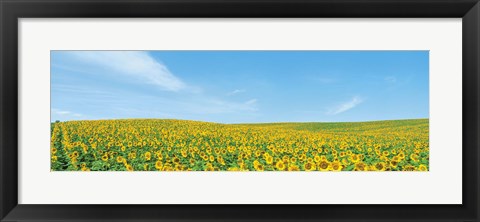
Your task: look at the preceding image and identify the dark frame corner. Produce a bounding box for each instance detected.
[1,0,479,221]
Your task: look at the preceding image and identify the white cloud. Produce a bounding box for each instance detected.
[68,51,186,92]
[51,108,83,118]
[227,89,246,96]
[312,77,336,84]
[328,96,364,115]
[385,76,397,83]
[244,99,257,105]
[57,111,71,115]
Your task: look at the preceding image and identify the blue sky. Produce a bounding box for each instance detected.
[51,51,429,123]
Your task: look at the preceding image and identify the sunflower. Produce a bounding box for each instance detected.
[265,155,273,165]
[101,154,109,162]
[254,163,265,171]
[276,160,286,171]
[163,165,173,171]
[332,150,338,156]
[299,154,306,162]
[350,154,360,163]
[173,157,180,164]
[331,161,343,171]
[144,151,152,161]
[305,162,317,171]
[392,156,400,162]
[288,164,300,171]
[410,154,419,162]
[402,164,416,171]
[155,161,163,170]
[374,162,386,171]
[126,164,134,171]
[354,162,367,171]
[307,157,314,163]
[389,160,398,169]
[418,164,428,171]
[116,156,124,163]
[290,157,297,163]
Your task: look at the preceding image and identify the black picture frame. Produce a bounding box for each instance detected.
[1,0,479,221]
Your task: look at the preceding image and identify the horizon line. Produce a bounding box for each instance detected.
[51,117,429,125]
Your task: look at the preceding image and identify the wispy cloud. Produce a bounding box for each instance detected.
[227,89,246,96]
[327,96,364,115]
[51,108,83,118]
[67,51,187,92]
[244,99,257,105]
[311,77,336,84]
[52,84,117,98]
[385,76,397,83]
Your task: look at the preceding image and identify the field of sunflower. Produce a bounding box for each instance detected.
[50,118,429,171]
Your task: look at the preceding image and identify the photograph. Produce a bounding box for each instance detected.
[50,50,429,171]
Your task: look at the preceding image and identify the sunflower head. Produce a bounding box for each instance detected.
[144,151,152,161]
[155,161,163,170]
[276,160,286,171]
[301,161,315,171]
[418,164,428,171]
[389,160,398,169]
[331,161,343,171]
[288,164,300,171]
[350,154,360,163]
[101,154,109,162]
[402,164,416,171]
[116,156,124,163]
[265,155,273,165]
[314,155,321,163]
[354,162,366,171]
[374,162,386,171]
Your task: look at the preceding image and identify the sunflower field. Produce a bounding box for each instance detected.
[50,119,429,171]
